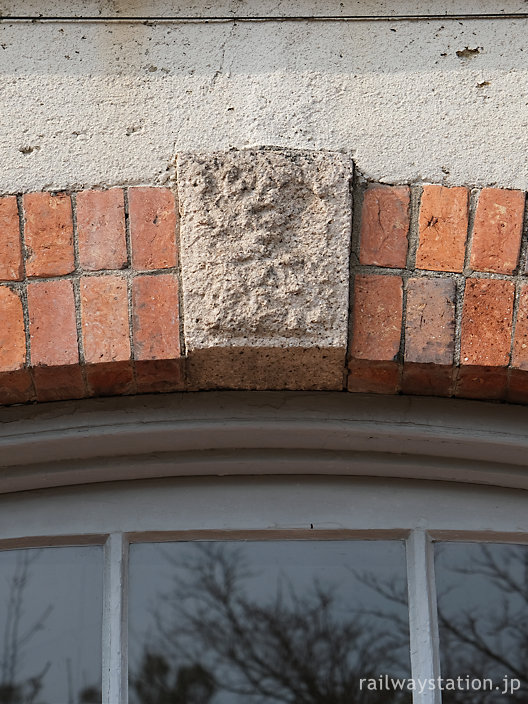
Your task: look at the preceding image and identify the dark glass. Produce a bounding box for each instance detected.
[0,545,103,704]
[435,542,528,703]
[129,540,411,704]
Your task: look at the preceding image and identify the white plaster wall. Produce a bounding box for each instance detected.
[1,0,528,192]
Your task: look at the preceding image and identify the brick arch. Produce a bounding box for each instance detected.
[0,149,527,405]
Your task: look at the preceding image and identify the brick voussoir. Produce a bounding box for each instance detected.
[1,169,528,406]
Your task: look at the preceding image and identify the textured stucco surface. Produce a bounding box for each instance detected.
[177,148,351,388]
[1,1,528,192]
[5,0,528,16]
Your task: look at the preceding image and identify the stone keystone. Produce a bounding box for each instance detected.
[176,148,353,390]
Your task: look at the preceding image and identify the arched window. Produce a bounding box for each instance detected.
[1,392,528,704]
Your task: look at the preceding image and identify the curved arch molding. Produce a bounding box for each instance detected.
[1,149,528,405]
[1,391,528,494]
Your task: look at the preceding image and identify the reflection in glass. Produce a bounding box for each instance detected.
[435,542,528,703]
[129,540,410,704]
[0,546,103,704]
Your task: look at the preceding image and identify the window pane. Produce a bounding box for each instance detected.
[0,545,103,704]
[129,540,410,704]
[435,542,528,703]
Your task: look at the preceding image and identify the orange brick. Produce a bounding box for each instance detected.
[0,369,34,405]
[470,188,525,274]
[456,366,508,401]
[0,196,23,281]
[0,287,26,371]
[460,278,515,367]
[27,279,79,366]
[135,359,185,393]
[32,365,86,402]
[507,368,528,404]
[401,363,454,396]
[405,278,456,365]
[86,361,136,397]
[24,192,74,277]
[416,185,469,272]
[77,189,127,270]
[512,283,528,370]
[132,274,180,360]
[129,188,178,270]
[80,276,131,364]
[359,185,410,268]
[347,359,400,394]
[351,275,403,361]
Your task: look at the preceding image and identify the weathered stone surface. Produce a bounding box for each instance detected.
[177,148,352,389]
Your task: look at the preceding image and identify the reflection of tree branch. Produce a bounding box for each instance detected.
[437,544,528,703]
[0,550,53,704]
[437,608,525,682]
[133,543,410,704]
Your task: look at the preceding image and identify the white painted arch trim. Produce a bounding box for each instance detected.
[1,391,528,494]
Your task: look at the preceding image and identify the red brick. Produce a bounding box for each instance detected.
[401,363,454,396]
[27,279,79,366]
[0,369,34,405]
[347,359,400,394]
[77,189,127,271]
[359,185,410,268]
[86,361,136,397]
[24,192,74,277]
[455,366,508,401]
[460,278,515,367]
[32,365,86,402]
[132,274,180,360]
[129,188,178,270]
[470,188,525,274]
[351,275,403,361]
[512,283,528,370]
[135,359,185,393]
[80,276,131,364]
[507,369,528,404]
[405,278,456,365]
[0,287,26,372]
[416,185,469,272]
[0,196,23,281]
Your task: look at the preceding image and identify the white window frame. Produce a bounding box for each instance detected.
[3,476,528,704]
[3,391,528,703]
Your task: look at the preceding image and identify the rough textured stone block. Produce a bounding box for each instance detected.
[177,148,352,390]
